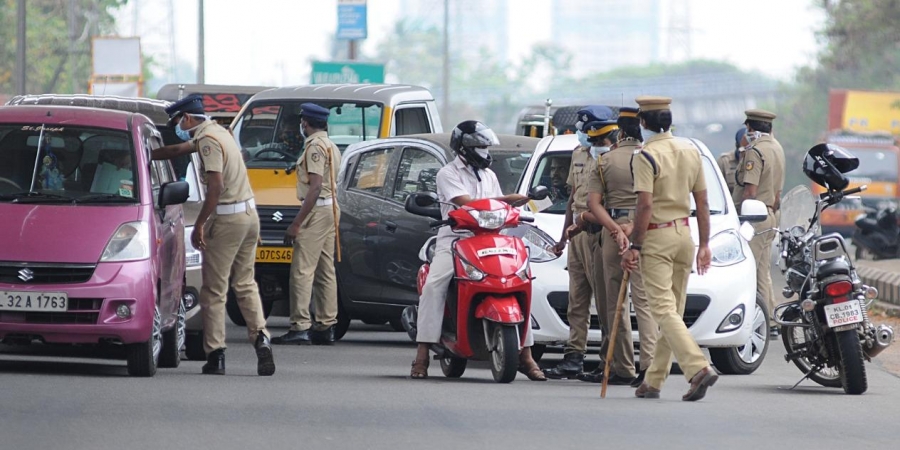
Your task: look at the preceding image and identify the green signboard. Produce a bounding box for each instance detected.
[310,61,385,84]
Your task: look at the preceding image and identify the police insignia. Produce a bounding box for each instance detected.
[745,161,754,171]
[311,152,321,163]
[201,145,211,156]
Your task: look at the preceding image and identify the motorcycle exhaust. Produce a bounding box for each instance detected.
[864,324,894,358]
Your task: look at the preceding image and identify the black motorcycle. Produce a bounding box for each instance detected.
[852,205,899,260]
[773,144,893,395]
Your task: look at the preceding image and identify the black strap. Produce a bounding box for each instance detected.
[630,150,659,181]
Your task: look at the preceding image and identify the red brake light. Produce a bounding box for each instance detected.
[824,281,853,297]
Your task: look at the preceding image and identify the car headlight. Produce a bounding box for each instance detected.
[101,221,150,262]
[500,223,559,263]
[184,225,202,267]
[458,256,486,281]
[468,209,508,230]
[710,230,746,267]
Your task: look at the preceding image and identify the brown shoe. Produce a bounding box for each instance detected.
[682,366,718,402]
[634,382,660,399]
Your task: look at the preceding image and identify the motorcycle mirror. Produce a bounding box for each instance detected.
[738,199,768,223]
[405,192,442,220]
[413,191,439,207]
[739,222,755,241]
[529,185,550,200]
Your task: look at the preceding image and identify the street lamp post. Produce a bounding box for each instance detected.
[16,0,26,95]
[198,0,205,84]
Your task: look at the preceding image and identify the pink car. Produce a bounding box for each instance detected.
[0,105,189,376]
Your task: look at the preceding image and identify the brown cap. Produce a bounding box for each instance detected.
[744,108,777,123]
[635,96,672,112]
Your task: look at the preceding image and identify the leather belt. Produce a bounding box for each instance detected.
[607,208,633,220]
[647,217,689,231]
[583,222,602,234]
[303,197,333,207]
[216,198,256,215]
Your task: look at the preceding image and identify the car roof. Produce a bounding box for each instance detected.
[341,133,540,167]
[0,104,136,130]
[248,84,435,104]
[5,94,171,126]
[156,83,273,99]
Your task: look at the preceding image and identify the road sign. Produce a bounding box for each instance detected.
[337,0,367,40]
[311,61,384,84]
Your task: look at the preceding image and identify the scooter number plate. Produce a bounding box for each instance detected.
[824,301,863,328]
[476,247,517,258]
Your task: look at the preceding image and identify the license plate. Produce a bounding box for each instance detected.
[0,291,68,312]
[824,300,863,328]
[255,247,293,264]
[476,247,517,258]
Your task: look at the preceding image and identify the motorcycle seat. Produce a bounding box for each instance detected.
[817,259,851,278]
[855,217,880,233]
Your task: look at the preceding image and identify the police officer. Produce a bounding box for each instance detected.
[152,94,275,376]
[733,109,785,335]
[272,103,343,345]
[718,128,746,194]
[544,105,613,379]
[626,96,718,401]
[583,107,658,387]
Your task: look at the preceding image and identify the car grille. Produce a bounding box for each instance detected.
[548,291,710,330]
[0,298,102,324]
[256,206,300,244]
[0,262,96,284]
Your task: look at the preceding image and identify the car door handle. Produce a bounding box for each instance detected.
[384,221,398,233]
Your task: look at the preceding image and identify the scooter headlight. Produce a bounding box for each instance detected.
[468,209,508,230]
[515,248,531,281]
[710,230,746,267]
[458,257,486,281]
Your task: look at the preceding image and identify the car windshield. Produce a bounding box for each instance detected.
[491,150,532,194]
[0,124,139,203]
[525,150,726,215]
[232,101,383,169]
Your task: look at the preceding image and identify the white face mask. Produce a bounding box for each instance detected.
[475,148,490,159]
[745,130,760,143]
[641,128,659,141]
[590,146,609,159]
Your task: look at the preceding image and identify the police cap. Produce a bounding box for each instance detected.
[635,96,672,112]
[744,108,777,124]
[584,119,618,138]
[575,105,614,132]
[300,102,330,122]
[164,94,205,126]
[616,106,640,126]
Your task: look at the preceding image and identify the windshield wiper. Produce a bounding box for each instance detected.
[75,193,137,204]
[0,191,75,204]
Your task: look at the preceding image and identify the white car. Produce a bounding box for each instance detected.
[519,134,769,375]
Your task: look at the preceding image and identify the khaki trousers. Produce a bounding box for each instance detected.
[641,223,709,389]
[565,229,603,354]
[199,208,269,355]
[750,212,777,316]
[288,205,340,331]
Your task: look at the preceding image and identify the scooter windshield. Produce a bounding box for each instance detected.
[780,185,818,235]
[500,223,559,263]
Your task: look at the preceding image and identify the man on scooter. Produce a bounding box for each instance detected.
[410,120,547,381]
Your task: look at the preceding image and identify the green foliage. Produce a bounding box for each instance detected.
[0,0,127,96]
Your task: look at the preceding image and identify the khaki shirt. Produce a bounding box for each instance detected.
[566,145,593,213]
[296,131,342,201]
[587,138,640,210]
[732,134,785,211]
[717,151,738,194]
[193,120,254,205]
[633,131,706,224]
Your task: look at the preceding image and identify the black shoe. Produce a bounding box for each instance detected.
[271,330,313,345]
[202,349,225,375]
[542,352,584,379]
[311,326,335,345]
[255,332,276,376]
[630,369,646,388]
[769,326,781,339]
[576,367,635,385]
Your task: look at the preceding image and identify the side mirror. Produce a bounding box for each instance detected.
[529,185,550,200]
[159,180,190,207]
[738,199,768,223]
[405,192,442,220]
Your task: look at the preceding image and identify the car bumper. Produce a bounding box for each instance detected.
[0,261,158,345]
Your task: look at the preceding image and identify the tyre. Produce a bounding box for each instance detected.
[126,305,161,377]
[401,306,417,342]
[334,302,351,341]
[489,323,519,383]
[781,321,841,388]
[835,329,868,395]
[184,331,206,361]
[440,354,467,378]
[226,288,274,327]
[530,344,546,363]
[159,299,186,368]
[388,316,406,332]
[709,295,769,375]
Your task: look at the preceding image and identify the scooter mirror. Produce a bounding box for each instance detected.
[529,185,550,200]
[413,191,438,207]
[405,192,442,220]
[739,222,755,241]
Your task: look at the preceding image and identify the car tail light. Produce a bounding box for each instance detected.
[824,280,852,298]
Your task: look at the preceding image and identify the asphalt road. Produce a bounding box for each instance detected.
[1,316,899,450]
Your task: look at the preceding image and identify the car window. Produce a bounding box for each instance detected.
[391,147,442,203]
[395,107,431,135]
[527,152,572,214]
[348,147,395,196]
[491,150,531,194]
[692,155,727,214]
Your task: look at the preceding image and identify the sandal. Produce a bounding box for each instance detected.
[410,358,429,379]
[518,361,547,381]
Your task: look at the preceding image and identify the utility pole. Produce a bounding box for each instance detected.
[68,0,77,94]
[442,0,449,121]
[15,0,26,95]
[197,0,205,83]
[348,40,357,60]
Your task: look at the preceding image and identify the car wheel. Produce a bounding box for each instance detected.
[334,302,351,341]
[184,331,206,361]
[709,294,769,375]
[388,315,406,332]
[126,305,161,377]
[226,287,274,327]
[159,299,186,368]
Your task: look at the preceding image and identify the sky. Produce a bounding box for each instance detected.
[118,0,827,87]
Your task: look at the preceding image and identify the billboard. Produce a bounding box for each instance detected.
[829,89,900,135]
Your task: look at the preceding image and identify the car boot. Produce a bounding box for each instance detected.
[542,352,584,379]
[202,348,225,375]
[271,329,313,345]
[311,326,335,346]
[255,332,276,376]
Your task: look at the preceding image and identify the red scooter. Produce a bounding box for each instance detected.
[404,187,549,383]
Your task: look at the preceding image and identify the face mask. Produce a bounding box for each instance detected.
[475,148,490,159]
[470,148,492,169]
[175,121,191,142]
[300,123,308,139]
[641,128,659,141]
[576,130,589,147]
[745,130,760,143]
[590,146,610,159]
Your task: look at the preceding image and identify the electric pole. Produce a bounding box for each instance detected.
[16,0,26,95]
[442,0,449,121]
[198,0,205,83]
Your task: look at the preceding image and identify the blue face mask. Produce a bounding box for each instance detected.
[576,130,589,147]
[641,128,659,141]
[175,120,191,142]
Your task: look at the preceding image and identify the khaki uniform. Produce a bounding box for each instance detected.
[564,145,604,355]
[586,138,657,376]
[632,131,711,390]
[732,134,785,316]
[717,151,738,194]
[193,120,269,355]
[289,131,342,332]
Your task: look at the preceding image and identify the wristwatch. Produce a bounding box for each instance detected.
[629,243,642,252]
